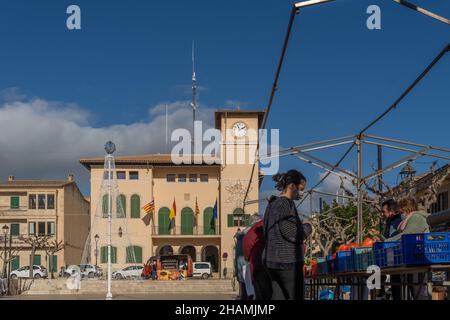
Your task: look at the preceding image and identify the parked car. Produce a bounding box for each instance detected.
[10,265,48,279]
[63,264,103,279]
[112,265,144,280]
[192,262,212,279]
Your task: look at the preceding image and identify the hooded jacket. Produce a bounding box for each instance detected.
[386,210,430,242]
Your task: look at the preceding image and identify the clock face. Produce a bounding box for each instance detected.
[232,122,247,138]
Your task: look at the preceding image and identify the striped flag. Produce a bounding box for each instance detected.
[195,197,200,227]
[142,199,155,226]
[169,198,176,231]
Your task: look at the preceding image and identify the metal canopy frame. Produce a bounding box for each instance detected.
[257,133,450,244]
[241,0,449,245]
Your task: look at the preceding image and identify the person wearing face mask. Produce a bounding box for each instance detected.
[386,198,429,242]
[386,198,430,300]
[262,170,307,300]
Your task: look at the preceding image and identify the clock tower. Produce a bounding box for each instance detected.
[214,109,265,277]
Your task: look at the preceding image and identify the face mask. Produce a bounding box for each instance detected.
[294,188,304,201]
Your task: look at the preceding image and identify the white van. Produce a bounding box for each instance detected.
[193,262,212,279]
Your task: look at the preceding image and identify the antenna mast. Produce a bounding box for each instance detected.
[191,41,197,156]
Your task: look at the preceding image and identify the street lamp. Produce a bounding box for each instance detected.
[2,225,9,279]
[94,234,99,267]
[104,141,115,300]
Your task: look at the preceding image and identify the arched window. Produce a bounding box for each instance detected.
[158,207,170,235]
[116,194,126,218]
[181,207,194,235]
[100,246,117,264]
[102,194,109,218]
[126,245,143,263]
[203,207,215,235]
[130,195,140,219]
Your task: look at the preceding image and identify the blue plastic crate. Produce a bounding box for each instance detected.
[401,232,450,265]
[335,251,354,273]
[424,232,450,264]
[353,247,374,271]
[374,241,401,268]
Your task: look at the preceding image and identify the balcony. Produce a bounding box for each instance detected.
[0,205,56,217]
[0,234,57,248]
[151,226,220,238]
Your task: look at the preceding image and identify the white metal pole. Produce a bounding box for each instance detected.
[357,138,363,245]
[106,155,113,300]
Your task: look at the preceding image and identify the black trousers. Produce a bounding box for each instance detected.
[390,274,401,300]
[266,265,304,300]
[253,269,272,300]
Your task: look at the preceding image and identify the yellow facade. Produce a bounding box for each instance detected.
[0,176,90,273]
[80,110,263,276]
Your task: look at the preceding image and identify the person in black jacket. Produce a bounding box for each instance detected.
[381,199,402,239]
[262,170,307,300]
[381,199,402,300]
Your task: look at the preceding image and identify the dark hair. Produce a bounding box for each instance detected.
[382,199,398,212]
[273,170,307,191]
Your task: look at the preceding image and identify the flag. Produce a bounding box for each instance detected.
[169,198,176,231]
[142,199,155,226]
[143,199,155,214]
[212,199,218,230]
[195,197,200,227]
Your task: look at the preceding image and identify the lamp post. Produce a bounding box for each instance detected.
[104,141,116,301]
[94,234,99,268]
[2,225,9,279]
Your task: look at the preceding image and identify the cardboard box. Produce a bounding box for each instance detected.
[432,292,446,301]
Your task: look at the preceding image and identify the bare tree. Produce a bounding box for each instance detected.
[43,240,64,279]
[1,246,21,278]
[20,235,51,279]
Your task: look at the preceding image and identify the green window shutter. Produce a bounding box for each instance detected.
[158,208,170,235]
[11,256,20,271]
[48,255,57,273]
[101,246,107,263]
[131,195,140,219]
[33,254,41,266]
[10,223,20,236]
[10,196,20,209]
[116,195,126,218]
[203,207,214,235]
[126,246,142,263]
[227,214,234,227]
[112,247,117,263]
[101,246,117,263]
[181,208,194,235]
[102,195,108,218]
[242,214,250,227]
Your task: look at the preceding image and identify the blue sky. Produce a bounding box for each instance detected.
[0,0,449,205]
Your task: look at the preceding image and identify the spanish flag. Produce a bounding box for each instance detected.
[195,197,200,227]
[169,198,176,230]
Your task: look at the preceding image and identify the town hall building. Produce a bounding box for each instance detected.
[79,110,263,276]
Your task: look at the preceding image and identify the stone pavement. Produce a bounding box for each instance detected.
[1,292,237,300]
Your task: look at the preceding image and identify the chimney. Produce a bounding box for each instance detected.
[67,174,74,182]
[8,175,14,182]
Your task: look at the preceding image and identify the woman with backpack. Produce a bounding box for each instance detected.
[262,170,307,300]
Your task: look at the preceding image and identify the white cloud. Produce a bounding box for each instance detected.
[0,96,215,193]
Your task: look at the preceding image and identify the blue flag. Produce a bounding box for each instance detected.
[213,199,218,220]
